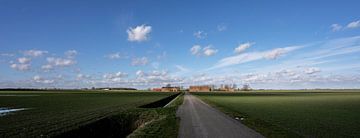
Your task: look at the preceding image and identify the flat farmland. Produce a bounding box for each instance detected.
[0,91,178,137]
[194,92,360,138]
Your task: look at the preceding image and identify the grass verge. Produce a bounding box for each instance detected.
[128,92,184,138]
[55,92,184,138]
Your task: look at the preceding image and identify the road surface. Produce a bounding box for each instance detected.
[177,93,264,138]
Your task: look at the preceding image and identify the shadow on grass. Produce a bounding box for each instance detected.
[56,92,184,138]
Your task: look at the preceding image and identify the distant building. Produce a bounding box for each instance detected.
[241,84,251,91]
[189,85,212,92]
[219,84,235,92]
[152,88,162,92]
[161,86,180,92]
[152,84,181,92]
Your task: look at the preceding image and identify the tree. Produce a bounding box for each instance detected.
[241,84,251,91]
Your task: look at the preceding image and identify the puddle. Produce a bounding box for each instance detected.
[0,108,29,116]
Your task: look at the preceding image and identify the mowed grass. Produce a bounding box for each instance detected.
[0,91,175,137]
[194,92,360,138]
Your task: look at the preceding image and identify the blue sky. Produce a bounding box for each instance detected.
[1,0,360,89]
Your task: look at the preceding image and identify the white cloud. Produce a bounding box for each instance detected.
[331,20,360,31]
[203,46,218,56]
[346,20,360,29]
[331,24,342,32]
[190,45,218,56]
[304,67,321,74]
[23,50,48,57]
[10,63,30,71]
[33,75,54,84]
[76,74,91,80]
[136,70,145,77]
[133,70,177,86]
[190,45,202,55]
[131,57,148,66]
[193,31,207,39]
[46,57,76,67]
[234,42,253,54]
[105,52,128,59]
[106,53,120,59]
[127,24,152,42]
[211,46,302,69]
[65,50,77,58]
[175,65,190,72]
[41,64,53,71]
[103,72,128,82]
[217,24,227,32]
[264,46,301,59]
[17,57,31,64]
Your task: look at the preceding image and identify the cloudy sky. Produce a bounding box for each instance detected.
[1,0,360,89]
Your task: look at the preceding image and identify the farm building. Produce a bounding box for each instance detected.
[161,86,180,92]
[152,88,162,92]
[219,84,236,92]
[189,85,212,92]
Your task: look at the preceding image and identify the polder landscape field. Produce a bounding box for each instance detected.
[0,90,183,137]
[194,90,360,138]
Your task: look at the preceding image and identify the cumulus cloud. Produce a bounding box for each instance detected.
[46,57,76,67]
[9,57,32,71]
[33,75,55,84]
[304,67,321,74]
[193,31,207,39]
[10,63,30,71]
[190,45,218,56]
[234,42,253,54]
[41,64,53,71]
[127,24,152,42]
[211,46,302,69]
[131,57,148,66]
[190,45,202,55]
[23,50,48,57]
[331,24,342,32]
[17,57,31,64]
[136,70,145,77]
[203,46,218,56]
[346,20,360,29]
[76,74,91,80]
[135,70,173,84]
[65,50,77,58]
[103,72,128,82]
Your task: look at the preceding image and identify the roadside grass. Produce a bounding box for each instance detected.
[0,91,180,137]
[129,93,184,138]
[194,92,360,138]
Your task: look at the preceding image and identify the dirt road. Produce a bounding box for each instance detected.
[177,93,264,138]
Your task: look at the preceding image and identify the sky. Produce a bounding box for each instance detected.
[0,0,360,89]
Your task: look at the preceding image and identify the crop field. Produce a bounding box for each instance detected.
[0,91,181,137]
[194,91,360,138]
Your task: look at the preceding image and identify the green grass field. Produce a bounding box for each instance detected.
[0,91,180,137]
[194,92,360,138]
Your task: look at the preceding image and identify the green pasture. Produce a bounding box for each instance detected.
[0,91,180,137]
[194,92,360,138]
